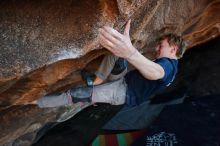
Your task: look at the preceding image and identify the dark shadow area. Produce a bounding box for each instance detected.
[32,103,122,146]
[132,94,220,146]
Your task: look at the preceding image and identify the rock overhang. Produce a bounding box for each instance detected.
[0,0,220,145]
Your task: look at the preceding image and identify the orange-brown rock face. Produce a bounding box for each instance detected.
[0,0,220,145]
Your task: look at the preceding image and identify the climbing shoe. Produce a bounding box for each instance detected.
[81,69,95,87]
[111,58,128,75]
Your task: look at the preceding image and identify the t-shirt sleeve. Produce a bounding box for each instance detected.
[154,58,173,82]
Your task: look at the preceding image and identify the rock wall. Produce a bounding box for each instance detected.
[0,0,220,145]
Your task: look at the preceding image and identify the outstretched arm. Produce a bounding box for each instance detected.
[98,20,164,80]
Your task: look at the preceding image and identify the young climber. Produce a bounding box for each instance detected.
[35,20,186,107]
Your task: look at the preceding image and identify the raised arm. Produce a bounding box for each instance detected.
[98,20,164,80]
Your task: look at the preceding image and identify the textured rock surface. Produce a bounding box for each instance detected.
[0,0,220,145]
[0,102,91,146]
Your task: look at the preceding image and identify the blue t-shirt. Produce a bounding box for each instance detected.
[124,57,178,106]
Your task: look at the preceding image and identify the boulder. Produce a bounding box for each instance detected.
[0,0,220,145]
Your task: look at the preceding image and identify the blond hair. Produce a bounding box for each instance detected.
[158,33,187,59]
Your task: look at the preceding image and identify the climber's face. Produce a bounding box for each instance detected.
[155,38,177,59]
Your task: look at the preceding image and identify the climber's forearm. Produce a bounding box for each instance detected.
[127,49,165,80]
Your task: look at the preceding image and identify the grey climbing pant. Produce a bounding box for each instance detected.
[37,55,128,108]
